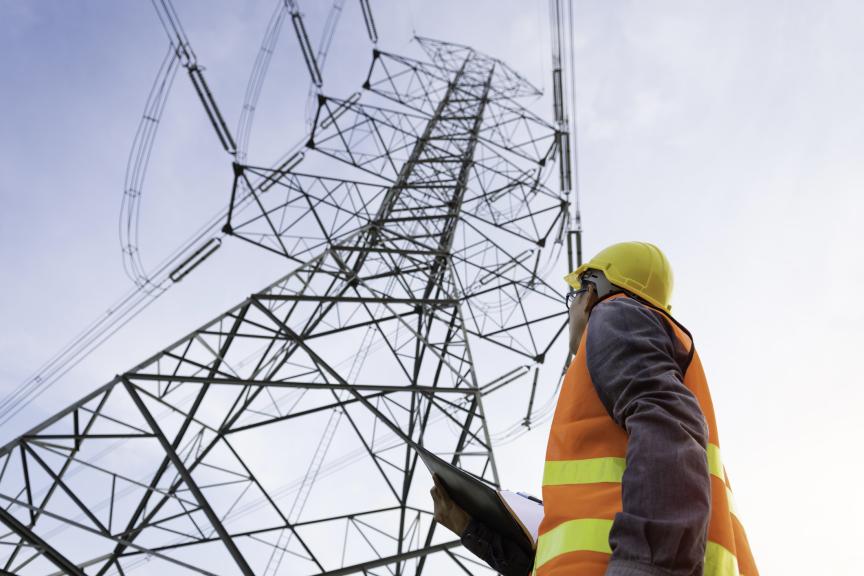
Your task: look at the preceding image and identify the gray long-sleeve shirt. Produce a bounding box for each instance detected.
[461,296,710,576]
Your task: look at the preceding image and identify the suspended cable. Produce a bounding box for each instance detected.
[152,0,237,155]
[2,0,376,426]
[287,0,324,89]
[0,207,227,426]
[1,0,327,426]
[236,0,291,162]
[358,0,378,45]
[120,44,182,289]
[0,133,310,426]
[304,0,348,128]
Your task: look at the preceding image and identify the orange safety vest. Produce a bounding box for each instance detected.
[534,295,757,576]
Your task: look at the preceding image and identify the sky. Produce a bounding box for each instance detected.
[2,1,863,574]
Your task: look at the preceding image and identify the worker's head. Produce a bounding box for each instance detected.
[564,241,674,354]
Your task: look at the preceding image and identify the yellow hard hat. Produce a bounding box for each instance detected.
[564,242,674,312]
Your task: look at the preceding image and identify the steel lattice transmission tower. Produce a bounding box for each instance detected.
[0,37,570,575]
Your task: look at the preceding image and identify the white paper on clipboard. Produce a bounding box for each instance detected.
[497,490,544,547]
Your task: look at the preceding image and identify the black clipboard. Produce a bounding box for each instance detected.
[417,446,534,554]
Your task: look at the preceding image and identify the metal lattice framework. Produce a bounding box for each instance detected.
[0,36,571,575]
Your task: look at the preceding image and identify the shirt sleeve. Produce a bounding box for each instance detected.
[585,297,710,576]
[460,518,534,576]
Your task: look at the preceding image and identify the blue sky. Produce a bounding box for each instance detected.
[2,1,863,574]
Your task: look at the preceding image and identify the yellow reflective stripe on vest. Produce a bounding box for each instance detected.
[707,444,741,520]
[534,518,613,570]
[544,444,724,487]
[707,443,724,480]
[726,485,738,518]
[543,457,626,485]
[534,521,740,576]
[535,445,743,573]
[705,541,741,576]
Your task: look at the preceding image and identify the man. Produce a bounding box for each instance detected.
[431,242,757,575]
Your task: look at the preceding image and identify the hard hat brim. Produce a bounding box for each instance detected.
[563,265,591,290]
[564,264,588,290]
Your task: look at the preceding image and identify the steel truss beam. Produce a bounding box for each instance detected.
[0,507,85,576]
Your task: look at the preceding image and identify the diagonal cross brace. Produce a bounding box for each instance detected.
[0,505,86,576]
[122,378,255,576]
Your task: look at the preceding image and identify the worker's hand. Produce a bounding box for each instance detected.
[430,474,471,536]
